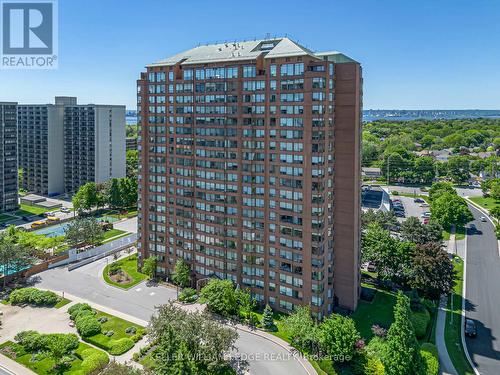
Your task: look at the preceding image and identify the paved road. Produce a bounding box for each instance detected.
[386,185,482,198]
[31,255,308,375]
[465,205,500,375]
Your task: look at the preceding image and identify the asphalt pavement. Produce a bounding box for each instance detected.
[31,254,308,375]
[464,205,500,375]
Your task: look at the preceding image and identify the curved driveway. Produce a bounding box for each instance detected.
[31,256,308,375]
[464,205,500,375]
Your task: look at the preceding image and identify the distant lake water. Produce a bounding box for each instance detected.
[126,116,137,125]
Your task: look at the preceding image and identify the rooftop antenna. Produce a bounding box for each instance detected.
[265,32,271,40]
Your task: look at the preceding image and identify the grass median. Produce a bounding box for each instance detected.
[445,256,474,375]
[102,253,147,289]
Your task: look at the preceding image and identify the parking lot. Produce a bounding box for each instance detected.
[390,195,430,223]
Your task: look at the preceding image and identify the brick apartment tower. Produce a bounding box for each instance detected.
[137,38,361,316]
[0,102,19,213]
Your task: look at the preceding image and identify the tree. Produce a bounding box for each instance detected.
[120,177,138,208]
[490,206,500,221]
[430,192,473,228]
[46,333,79,371]
[400,217,443,245]
[90,361,143,375]
[409,243,456,299]
[319,314,360,361]
[361,209,398,230]
[64,218,104,247]
[261,304,274,330]
[0,238,34,288]
[171,258,191,288]
[446,156,471,183]
[141,256,157,279]
[149,302,238,373]
[490,180,500,200]
[236,288,256,321]
[428,182,455,202]
[126,150,139,178]
[282,306,319,352]
[362,223,414,284]
[413,156,436,184]
[199,279,238,316]
[107,178,123,209]
[72,182,102,213]
[382,292,423,375]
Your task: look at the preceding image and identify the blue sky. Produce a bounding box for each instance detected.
[1,0,499,109]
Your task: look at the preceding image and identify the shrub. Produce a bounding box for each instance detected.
[421,343,439,375]
[109,338,135,355]
[68,303,93,320]
[14,331,44,352]
[109,263,122,275]
[410,308,431,339]
[125,326,137,335]
[178,287,198,303]
[76,314,102,337]
[130,331,145,343]
[371,324,388,338]
[80,348,109,373]
[364,355,385,375]
[132,352,140,362]
[9,288,59,306]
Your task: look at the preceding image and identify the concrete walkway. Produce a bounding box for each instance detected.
[436,295,458,375]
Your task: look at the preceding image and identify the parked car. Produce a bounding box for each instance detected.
[414,198,425,203]
[419,203,430,208]
[44,211,58,217]
[60,207,71,213]
[423,218,430,225]
[395,211,406,218]
[420,212,431,218]
[480,216,487,222]
[465,319,477,338]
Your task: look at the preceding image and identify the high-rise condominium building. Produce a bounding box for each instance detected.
[0,102,19,213]
[137,38,362,316]
[18,97,126,196]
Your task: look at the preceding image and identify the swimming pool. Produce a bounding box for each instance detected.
[34,222,69,238]
[33,216,120,238]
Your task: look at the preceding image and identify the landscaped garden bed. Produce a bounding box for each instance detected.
[69,303,145,355]
[102,254,147,289]
[0,332,108,375]
[6,287,69,308]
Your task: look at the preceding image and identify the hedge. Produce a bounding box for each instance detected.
[421,343,439,375]
[9,288,59,306]
[80,347,109,373]
[411,308,431,339]
[14,331,79,355]
[68,303,93,320]
[76,314,102,337]
[108,338,135,355]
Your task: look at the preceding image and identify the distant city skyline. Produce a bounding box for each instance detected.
[0,0,499,109]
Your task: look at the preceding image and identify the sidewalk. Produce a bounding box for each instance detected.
[435,227,459,375]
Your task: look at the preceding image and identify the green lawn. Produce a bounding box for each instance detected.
[443,225,466,241]
[82,310,145,354]
[445,256,474,375]
[15,203,49,216]
[102,254,147,289]
[469,196,500,211]
[101,229,127,242]
[352,286,397,341]
[55,297,71,309]
[0,341,106,375]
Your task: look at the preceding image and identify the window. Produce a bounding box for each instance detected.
[183,70,193,80]
[168,71,174,81]
[243,66,256,78]
[270,64,277,77]
[226,67,238,78]
[280,63,304,76]
[195,69,205,80]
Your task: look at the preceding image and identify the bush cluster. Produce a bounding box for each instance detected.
[410,309,431,339]
[9,288,59,306]
[420,343,439,375]
[179,288,198,303]
[14,331,79,354]
[108,338,135,355]
[79,348,109,373]
[109,263,122,275]
[70,303,101,337]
